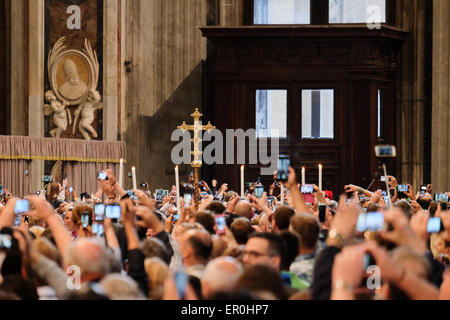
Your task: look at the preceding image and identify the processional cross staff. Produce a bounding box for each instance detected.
[177,108,216,208]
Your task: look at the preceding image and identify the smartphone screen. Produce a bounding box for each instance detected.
[173,214,180,222]
[301,185,314,194]
[105,205,121,219]
[435,193,449,202]
[14,199,29,213]
[97,172,108,181]
[183,194,192,207]
[0,234,12,249]
[277,155,290,182]
[427,217,442,234]
[127,190,137,201]
[92,223,104,236]
[398,185,409,193]
[94,204,105,221]
[318,205,326,223]
[254,186,264,199]
[380,176,386,182]
[69,187,74,193]
[174,270,188,299]
[356,212,367,232]
[81,212,90,229]
[216,215,226,234]
[366,212,384,231]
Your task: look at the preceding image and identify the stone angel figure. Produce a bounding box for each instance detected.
[73,89,103,140]
[44,90,72,138]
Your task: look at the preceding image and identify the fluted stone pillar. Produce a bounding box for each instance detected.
[395,0,428,190]
[431,0,450,192]
[103,0,120,142]
[28,0,45,192]
[219,0,244,26]
[9,0,26,136]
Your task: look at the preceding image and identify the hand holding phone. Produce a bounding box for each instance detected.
[215,214,226,235]
[427,217,444,234]
[97,172,108,181]
[277,155,290,182]
[14,199,29,214]
[183,194,192,208]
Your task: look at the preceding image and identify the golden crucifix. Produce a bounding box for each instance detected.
[177,108,216,208]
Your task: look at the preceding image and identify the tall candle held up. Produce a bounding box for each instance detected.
[119,158,124,189]
[240,165,245,198]
[301,167,306,185]
[132,166,137,191]
[175,166,180,213]
[318,164,323,191]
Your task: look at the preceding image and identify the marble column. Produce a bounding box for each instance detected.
[431,0,450,192]
[28,0,45,192]
[103,0,119,142]
[220,0,244,26]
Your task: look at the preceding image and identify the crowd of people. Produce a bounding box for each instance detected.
[0,168,449,300]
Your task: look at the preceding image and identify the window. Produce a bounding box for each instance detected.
[329,0,386,24]
[378,89,383,138]
[301,89,334,139]
[254,0,310,24]
[256,89,287,138]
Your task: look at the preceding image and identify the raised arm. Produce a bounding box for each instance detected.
[28,195,72,257]
[286,167,310,214]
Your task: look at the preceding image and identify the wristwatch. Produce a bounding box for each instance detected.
[334,280,355,292]
[328,229,346,246]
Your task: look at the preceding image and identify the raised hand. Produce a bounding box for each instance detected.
[387,176,398,188]
[327,195,360,246]
[379,208,427,254]
[404,184,416,200]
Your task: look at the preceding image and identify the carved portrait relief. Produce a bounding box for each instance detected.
[45,36,102,140]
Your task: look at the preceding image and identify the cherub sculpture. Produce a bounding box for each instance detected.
[73,89,103,140]
[44,90,72,138]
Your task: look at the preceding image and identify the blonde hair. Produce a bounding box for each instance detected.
[144,257,169,300]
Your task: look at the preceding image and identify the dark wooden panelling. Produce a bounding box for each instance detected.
[202,25,407,196]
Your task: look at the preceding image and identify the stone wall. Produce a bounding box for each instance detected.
[122,0,214,189]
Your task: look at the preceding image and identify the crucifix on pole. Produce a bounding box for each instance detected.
[177,108,216,208]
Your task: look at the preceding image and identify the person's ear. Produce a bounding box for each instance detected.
[272,256,281,270]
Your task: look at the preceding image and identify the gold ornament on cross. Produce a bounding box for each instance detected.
[177,108,216,207]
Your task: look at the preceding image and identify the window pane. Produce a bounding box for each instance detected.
[254,0,310,24]
[378,89,383,138]
[302,90,334,139]
[329,0,386,24]
[256,90,287,138]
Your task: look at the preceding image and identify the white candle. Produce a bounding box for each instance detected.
[301,167,306,186]
[119,158,124,189]
[240,165,245,198]
[175,166,180,213]
[318,164,323,191]
[132,166,137,191]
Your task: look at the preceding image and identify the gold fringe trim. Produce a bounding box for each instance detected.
[0,155,126,163]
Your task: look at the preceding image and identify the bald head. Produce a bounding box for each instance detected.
[64,238,108,280]
[202,257,243,298]
[235,201,253,220]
